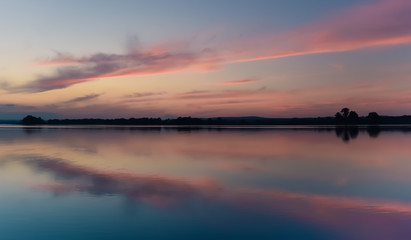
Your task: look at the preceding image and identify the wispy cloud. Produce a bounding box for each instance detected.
[64,93,100,103]
[173,88,268,102]
[124,91,166,98]
[214,78,258,85]
[0,103,36,112]
[228,0,411,63]
[4,0,409,94]
[10,43,220,93]
[2,77,411,118]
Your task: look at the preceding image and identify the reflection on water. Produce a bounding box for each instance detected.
[335,126,359,142]
[333,125,410,143]
[1,125,411,239]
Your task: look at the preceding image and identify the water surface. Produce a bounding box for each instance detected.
[1,125,411,239]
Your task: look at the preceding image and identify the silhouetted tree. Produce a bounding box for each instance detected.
[348,111,359,123]
[367,112,380,124]
[334,108,359,125]
[21,115,44,125]
[335,112,343,124]
[341,108,350,118]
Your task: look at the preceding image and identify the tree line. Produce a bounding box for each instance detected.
[20,109,411,125]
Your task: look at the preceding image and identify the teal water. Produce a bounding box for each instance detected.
[0,125,411,239]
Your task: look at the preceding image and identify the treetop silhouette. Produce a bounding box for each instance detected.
[21,115,44,125]
[335,107,359,124]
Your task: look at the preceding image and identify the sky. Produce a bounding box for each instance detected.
[0,0,410,119]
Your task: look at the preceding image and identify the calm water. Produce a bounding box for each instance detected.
[1,125,411,240]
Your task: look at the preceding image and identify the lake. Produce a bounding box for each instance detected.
[0,125,411,239]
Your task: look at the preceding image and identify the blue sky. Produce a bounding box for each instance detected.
[0,0,410,119]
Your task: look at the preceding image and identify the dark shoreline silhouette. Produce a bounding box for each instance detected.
[3,116,411,144]
[16,114,411,126]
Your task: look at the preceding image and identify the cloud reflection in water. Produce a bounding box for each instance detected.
[24,156,221,207]
[13,155,411,239]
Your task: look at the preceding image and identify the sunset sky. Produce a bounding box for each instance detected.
[0,0,410,119]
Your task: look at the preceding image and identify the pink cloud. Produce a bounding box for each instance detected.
[13,43,220,92]
[3,77,411,118]
[5,0,411,95]
[228,0,411,63]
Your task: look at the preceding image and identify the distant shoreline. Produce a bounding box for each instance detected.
[7,115,411,126]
